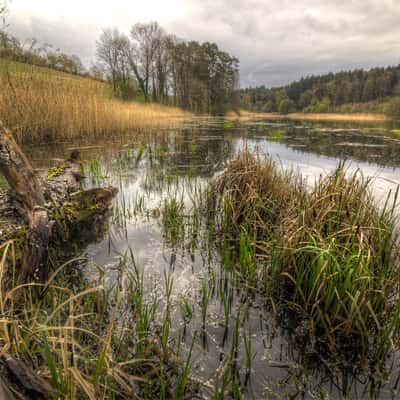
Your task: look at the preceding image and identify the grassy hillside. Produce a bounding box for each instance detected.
[0,59,189,143]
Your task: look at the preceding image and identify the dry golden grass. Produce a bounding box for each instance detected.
[0,60,190,143]
[227,110,387,122]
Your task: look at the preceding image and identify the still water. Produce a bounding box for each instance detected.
[27,118,400,399]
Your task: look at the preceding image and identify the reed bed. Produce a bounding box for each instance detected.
[210,150,400,354]
[0,60,189,143]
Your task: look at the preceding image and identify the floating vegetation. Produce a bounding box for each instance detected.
[223,120,234,129]
[268,128,284,141]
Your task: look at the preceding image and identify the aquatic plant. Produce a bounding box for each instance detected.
[268,128,283,141]
[273,166,399,346]
[223,120,234,129]
[209,150,400,355]
[0,245,196,398]
[161,194,185,245]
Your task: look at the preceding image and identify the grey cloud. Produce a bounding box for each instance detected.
[6,0,400,87]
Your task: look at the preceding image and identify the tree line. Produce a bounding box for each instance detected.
[95,22,240,114]
[240,66,400,116]
[0,30,87,76]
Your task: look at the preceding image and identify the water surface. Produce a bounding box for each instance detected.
[27,117,400,399]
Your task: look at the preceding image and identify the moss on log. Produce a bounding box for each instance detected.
[0,122,117,284]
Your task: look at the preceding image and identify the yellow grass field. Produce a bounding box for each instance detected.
[0,59,190,142]
[227,110,388,122]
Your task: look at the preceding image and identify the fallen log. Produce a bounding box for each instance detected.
[0,122,45,218]
[0,352,56,399]
[0,121,117,284]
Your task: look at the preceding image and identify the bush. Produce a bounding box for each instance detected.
[385,97,400,117]
[278,98,296,114]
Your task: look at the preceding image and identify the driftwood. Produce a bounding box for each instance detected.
[0,121,117,284]
[0,352,56,399]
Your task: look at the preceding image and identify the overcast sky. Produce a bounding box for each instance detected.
[5,0,400,87]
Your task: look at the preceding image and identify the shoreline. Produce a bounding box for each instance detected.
[228,111,389,122]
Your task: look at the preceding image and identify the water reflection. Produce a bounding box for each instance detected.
[22,117,400,399]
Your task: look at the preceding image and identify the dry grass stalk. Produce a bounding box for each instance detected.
[0,60,190,143]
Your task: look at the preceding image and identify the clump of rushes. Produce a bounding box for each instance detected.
[273,165,400,352]
[161,195,185,245]
[210,150,400,355]
[210,150,299,243]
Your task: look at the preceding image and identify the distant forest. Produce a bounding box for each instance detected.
[240,66,400,116]
[0,22,240,115]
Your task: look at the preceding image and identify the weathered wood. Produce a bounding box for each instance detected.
[18,207,53,284]
[0,375,17,400]
[0,124,117,396]
[0,122,45,218]
[0,122,117,284]
[1,353,56,399]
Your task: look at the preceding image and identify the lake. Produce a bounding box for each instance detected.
[26,117,400,399]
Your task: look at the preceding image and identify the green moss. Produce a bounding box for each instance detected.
[223,120,234,129]
[390,129,400,135]
[0,174,9,190]
[269,129,283,141]
[46,163,66,180]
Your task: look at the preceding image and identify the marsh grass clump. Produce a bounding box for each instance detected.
[161,195,185,245]
[210,150,299,241]
[274,166,400,350]
[210,150,400,355]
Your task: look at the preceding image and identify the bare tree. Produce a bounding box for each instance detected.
[95,22,239,113]
[96,28,131,94]
[130,22,163,102]
[0,0,9,28]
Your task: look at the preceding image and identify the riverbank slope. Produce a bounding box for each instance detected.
[0,59,190,143]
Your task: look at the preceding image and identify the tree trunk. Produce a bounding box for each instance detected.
[0,122,45,218]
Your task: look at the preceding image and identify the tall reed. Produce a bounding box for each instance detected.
[0,59,190,143]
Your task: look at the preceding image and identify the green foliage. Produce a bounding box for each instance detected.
[278,98,295,114]
[0,173,8,190]
[385,97,400,117]
[46,163,66,180]
[306,96,331,113]
[240,65,400,115]
[223,120,234,129]
[268,129,283,141]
